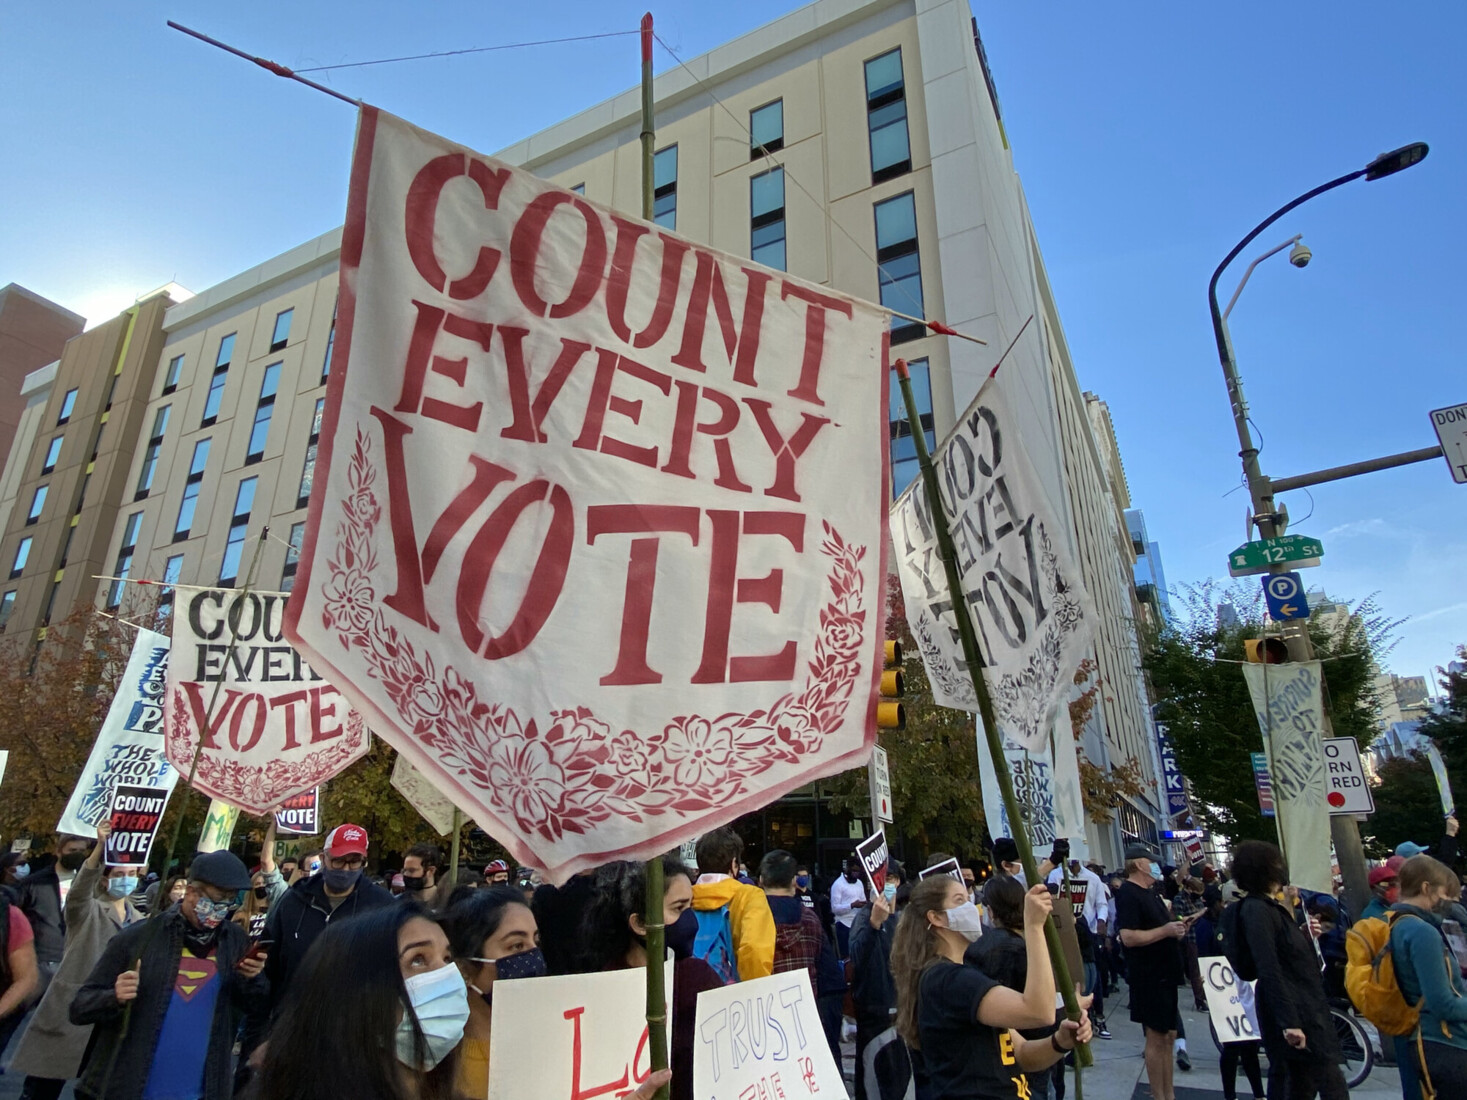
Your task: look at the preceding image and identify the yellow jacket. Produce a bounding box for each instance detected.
[691,876,776,980]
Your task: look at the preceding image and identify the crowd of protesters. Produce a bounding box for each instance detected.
[0,813,1465,1100]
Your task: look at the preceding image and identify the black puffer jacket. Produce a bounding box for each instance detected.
[70,907,265,1100]
[262,873,394,1012]
[1237,892,1341,1063]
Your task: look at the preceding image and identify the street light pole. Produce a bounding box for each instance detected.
[1206,143,1428,920]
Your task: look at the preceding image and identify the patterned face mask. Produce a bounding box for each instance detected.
[193,894,234,929]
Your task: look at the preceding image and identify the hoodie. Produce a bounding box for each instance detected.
[691,875,776,980]
[262,871,395,1012]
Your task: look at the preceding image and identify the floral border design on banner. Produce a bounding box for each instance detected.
[319,428,868,843]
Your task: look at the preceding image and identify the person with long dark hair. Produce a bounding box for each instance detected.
[1230,840,1346,1100]
[891,875,1091,1099]
[441,886,546,1099]
[581,856,722,1100]
[249,902,465,1100]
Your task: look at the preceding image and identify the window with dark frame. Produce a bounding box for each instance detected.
[158,554,183,622]
[216,333,236,369]
[0,591,14,632]
[218,477,258,586]
[750,100,784,157]
[653,146,678,229]
[162,353,184,394]
[135,405,171,499]
[889,358,936,496]
[271,308,293,352]
[281,521,306,592]
[865,48,911,184]
[202,333,235,427]
[42,436,62,474]
[174,438,211,541]
[41,582,59,627]
[297,398,325,509]
[57,388,77,425]
[58,524,74,568]
[25,486,46,525]
[750,167,787,271]
[103,372,119,412]
[321,305,336,383]
[11,537,32,579]
[107,511,143,609]
[246,363,282,464]
[874,192,924,343]
[570,183,586,195]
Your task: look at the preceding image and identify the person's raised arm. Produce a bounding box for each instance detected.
[260,815,277,874]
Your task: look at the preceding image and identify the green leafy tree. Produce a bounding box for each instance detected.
[1363,753,1444,859]
[825,575,988,858]
[1143,580,1396,845]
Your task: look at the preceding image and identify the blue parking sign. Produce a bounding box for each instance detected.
[1263,571,1309,621]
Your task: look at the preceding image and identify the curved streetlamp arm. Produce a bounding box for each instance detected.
[1222,235,1303,321]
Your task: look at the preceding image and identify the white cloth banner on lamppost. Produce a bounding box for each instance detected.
[891,372,1093,753]
[975,714,1089,862]
[284,108,890,880]
[1241,660,1332,893]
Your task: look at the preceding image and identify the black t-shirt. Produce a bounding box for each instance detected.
[1114,880,1181,983]
[918,959,1030,1100]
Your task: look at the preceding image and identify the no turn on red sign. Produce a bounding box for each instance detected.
[1323,737,1375,815]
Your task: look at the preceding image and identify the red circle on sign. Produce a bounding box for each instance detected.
[1327,792,1346,807]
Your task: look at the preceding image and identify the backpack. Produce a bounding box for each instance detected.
[1220,897,1257,981]
[1345,912,1422,1037]
[773,908,824,986]
[693,905,740,985]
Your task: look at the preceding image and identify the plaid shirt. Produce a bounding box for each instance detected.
[1171,890,1203,943]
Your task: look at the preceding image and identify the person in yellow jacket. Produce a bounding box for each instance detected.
[691,828,775,980]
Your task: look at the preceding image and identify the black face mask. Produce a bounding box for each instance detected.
[844,871,858,882]
[253,886,269,900]
[59,852,88,872]
[402,875,428,892]
[321,868,361,893]
[665,908,698,961]
[182,920,221,956]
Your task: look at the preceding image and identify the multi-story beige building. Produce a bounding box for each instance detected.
[68,0,1163,863]
[0,284,85,481]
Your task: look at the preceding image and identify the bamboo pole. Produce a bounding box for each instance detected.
[448,808,463,882]
[638,14,670,1100]
[893,359,1092,1068]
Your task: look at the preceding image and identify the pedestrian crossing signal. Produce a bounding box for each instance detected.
[1243,638,1289,664]
[878,639,905,729]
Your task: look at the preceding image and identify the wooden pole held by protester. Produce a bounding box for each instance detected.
[638,14,670,1100]
[448,808,463,882]
[894,358,1092,1069]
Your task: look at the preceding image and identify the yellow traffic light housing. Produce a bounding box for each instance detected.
[1243,638,1290,664]
[878,638,905,729]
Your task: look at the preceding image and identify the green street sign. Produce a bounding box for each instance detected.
[1227,534,1324,577]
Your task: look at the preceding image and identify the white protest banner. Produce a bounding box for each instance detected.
[0,749,7,789]
[891,371,1093,752]
[105,785,169,866]
[975,716,1088,861]
[1426,744,1455,816]
[59,628,176,837]
[275,787,321,836]
[285,107,890,880]
[856,829,888,897]
[390,753,460,835]
[1242,661,1332,893]
[695,969,844,1100]
[198,799,239,854]
[166,588,370,815]
[1202,956,1261,1044]
[488,961,672,1100]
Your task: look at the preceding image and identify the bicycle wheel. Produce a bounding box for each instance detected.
[1331,1007,1374,1088]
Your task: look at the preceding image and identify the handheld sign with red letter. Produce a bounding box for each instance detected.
[284,108,891,880]
[918,858,964,885]
[856,829,888,897]
[275,788,321,836]
[105,784,169,866]
[166,589,370,815]
[694,970,844,1100]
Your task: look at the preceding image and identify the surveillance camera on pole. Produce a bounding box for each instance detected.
[1289,241,1312,268]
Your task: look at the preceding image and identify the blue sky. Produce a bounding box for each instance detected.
[2,2,1462,684]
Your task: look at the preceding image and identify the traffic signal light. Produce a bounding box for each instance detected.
[878,639,905,729]
[1243,637,1290,664]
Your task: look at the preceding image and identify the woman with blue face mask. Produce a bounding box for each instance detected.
[9,819,143,1097]
[441,886,547,1100]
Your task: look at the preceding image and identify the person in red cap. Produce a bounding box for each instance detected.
[483,859,510,886]
[261,822,394,1017]
[1361,864,1400,921]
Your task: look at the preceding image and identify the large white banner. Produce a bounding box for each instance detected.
[58,628,177,837]
[1242,661,1332,892]
[488,962,672,1100]
[976,716,1089,861]
[285,108,890,879]
[391,753,461,836]
[891,372,1092,752]
[165,588,370,815]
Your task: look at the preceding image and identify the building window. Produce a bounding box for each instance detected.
[865,48,911,184]
[104,373,119,411]
[246,362,282,464]
[218,477,258,586]
[42,436,63,475]
[201,366,227,426]
[653,146,677,229]
[25,486,46,525]
[216,333,236,369]
[750,167,787,271]
[57,388,78,425]
[281,521,306,592]
[321,301,336,383]
[297,398,324,509]
[174,438,211,541]
[135,405,171,499]
[750,99,784,157]
[570,183,586,195]
[158,554,183,622]
[0,591,14,632]
[41,582,59,627]
[11,537,32,579]
[162,353,184,394]
[271,309,293,352]
[874,192,924,343]
[107,511,143,609]
[889,358,935,496]
[58,524,74,567]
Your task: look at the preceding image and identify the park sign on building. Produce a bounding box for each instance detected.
[1156,725,1189,819]
[285,108,890,880]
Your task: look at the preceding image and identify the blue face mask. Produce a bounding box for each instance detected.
[397,964,470,1070]
[883,882,898,903]
[795,875,810,889]
[108,875,138,899]
[11,864,28,879]
[1148,861,1163,882]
